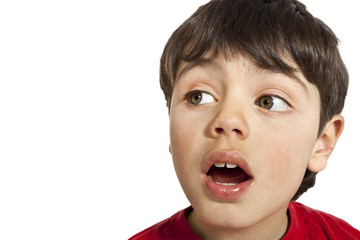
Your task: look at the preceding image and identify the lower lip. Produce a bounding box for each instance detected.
[202,174,253,200]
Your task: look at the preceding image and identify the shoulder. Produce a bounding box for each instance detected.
[129,206,200,240]
[289,201,360,239]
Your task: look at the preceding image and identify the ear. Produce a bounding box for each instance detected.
[308,114,344,173]
[169,144,172,154]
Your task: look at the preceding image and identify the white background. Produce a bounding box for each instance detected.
[0,1,359,239]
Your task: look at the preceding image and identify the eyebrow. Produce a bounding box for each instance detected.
[176,58,223,81]
[176,58,309,94]
[253,65,309,94]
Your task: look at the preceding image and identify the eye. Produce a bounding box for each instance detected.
[187,91,215,105]
[257,95,289,112]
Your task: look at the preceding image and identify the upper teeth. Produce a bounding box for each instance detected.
[214,162,237,168]
[214,162,225,167]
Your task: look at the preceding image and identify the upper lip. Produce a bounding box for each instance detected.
[202,149,253,177]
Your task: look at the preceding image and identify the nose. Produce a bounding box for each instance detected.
[208,101,249,140]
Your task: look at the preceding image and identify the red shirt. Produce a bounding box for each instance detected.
[129,202,360,239]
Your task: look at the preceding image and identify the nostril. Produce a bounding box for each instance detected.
[215,128,224,134]
[233,129,241,134]
[214,128,242,135]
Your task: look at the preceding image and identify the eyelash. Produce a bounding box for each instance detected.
[184,90,199,101]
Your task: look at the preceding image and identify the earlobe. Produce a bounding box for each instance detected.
[308,115,344,173]
[169,144,172,154]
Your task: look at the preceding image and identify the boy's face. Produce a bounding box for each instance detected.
[169,54,322,232]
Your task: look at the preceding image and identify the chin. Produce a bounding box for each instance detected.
[193,198,261,229]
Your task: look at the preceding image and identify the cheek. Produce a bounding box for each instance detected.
[169,106,208,157]
[169,114,201,179]
[170,116,195,156]
[169,115,206,204]
[254,122,316,190]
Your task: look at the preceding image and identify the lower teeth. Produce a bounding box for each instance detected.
[215,182,238,186]
[208,175,239,186]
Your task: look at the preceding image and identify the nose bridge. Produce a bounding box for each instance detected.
[209,90,249,139]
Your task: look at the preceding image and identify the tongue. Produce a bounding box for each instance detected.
[207,166,250,184]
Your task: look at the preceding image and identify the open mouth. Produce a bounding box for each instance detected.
[206,162,251,186]
[202,150,253,200]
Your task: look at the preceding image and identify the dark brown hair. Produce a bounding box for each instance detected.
[160,0,348,200]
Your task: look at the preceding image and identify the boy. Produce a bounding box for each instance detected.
[130,0,360,239]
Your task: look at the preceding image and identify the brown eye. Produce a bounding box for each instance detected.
[190,92,202,105]
[257,95,289,111]
[188,91,215,105]
[258,96,273,109]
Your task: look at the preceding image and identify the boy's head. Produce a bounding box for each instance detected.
[159,0,347,236]
[161,0,348,199]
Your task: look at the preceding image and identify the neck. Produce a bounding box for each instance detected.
[187,206,289,240]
